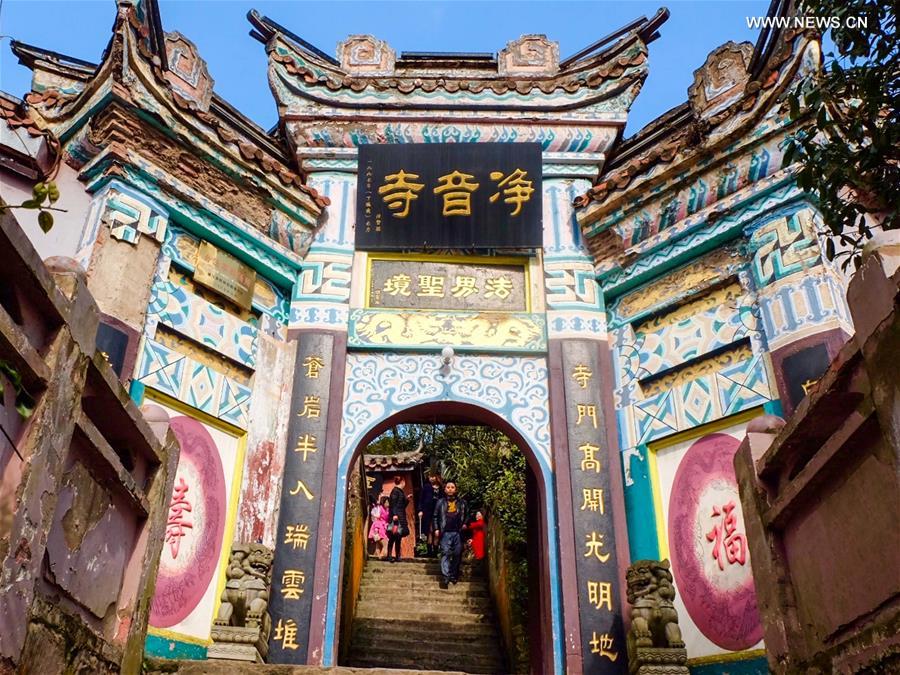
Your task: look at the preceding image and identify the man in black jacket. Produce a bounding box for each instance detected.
[432,480,468,588]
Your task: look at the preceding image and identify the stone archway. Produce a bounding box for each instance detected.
[323,351,564,674]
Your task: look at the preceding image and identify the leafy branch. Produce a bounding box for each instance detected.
[0,180,63,232]
[783,0,898,269]
[0,360,35,418]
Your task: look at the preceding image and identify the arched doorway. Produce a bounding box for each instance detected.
[324,390,563,674]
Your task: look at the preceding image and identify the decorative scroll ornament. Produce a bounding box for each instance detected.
[164,31,214,112]
[338,35,396,76]
[499,34,560,77]
[688,41,753,121]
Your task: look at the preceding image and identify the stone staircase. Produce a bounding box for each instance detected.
[345,558,508,674]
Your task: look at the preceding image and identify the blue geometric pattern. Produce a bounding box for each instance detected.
[147,279,258,368]
[135,337,251,428]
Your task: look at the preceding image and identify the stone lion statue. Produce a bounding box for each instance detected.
[214,543,274,631]
[625,559,685,650]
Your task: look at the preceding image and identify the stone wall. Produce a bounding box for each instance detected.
[735,234,900,673]
[338,458,367,664]
[0,212,179,674]
[484,509,528,674]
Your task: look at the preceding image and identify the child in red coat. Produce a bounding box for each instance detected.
[469,511,486,560]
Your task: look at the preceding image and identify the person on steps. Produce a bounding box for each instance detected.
[417,472,441,557]
[432,480,468,588]
[387,476,409,562]
[368,495,390,558]
[469,510,486,561]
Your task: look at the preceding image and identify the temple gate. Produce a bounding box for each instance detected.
[0,1,856,673]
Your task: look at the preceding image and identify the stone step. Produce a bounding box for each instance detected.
[346,646,506,675]
[367,558,480,572]
[347,557,503,675]
[148,659,468,675]
[356,588,494,614]
[350,632,503,657]
[363,566,485,581]
[352,617,504,641]
[359,582,491,601]
[362,571,487,585]
[354,605,497,624]
[346,659,502,675]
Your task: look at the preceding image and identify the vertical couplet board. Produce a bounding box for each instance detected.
[268,334,334,663]
[561,341,626,673]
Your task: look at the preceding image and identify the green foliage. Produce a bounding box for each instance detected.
[0,180,61,233]
[367,423,527,541]
[0,360,35,418]
[784,0,898,268]
[0,178,64,421]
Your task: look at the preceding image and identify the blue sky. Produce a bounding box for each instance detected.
[1,1,770,135]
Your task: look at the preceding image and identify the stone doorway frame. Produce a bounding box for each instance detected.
[321,352,565,674]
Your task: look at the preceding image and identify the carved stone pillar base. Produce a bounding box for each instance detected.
[629,647,690,675]
[208,625,267,663]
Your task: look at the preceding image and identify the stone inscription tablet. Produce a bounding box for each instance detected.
[367,257,528,312]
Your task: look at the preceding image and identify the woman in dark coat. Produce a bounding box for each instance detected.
[386,476,409,561]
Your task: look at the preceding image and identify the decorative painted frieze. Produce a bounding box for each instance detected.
[161,226,291,337]
[757,270,853,351]
[135,336,252,429]
[688,41,754,121]
[748,209,821,286]
[626,283,757,379]
[544,259,602,311]
[163,32,214,112]
[295,250,354,304]
[348,309,547,352]
[598,179,804,295]
[146,278,259,368]
[617,352,772,450]
[337,35,395,76]
[76,182,169,268]
[340,351,551,470]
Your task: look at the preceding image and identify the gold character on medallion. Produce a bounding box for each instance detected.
[572,364,593,388]
[579,443,602,473]
[584,532,611,563]
[383,273,413,297]
[303,356,325,379]
[297,396,321,419]
[589,632,618,661]
[580,488,605,513]
[587,580,613,611]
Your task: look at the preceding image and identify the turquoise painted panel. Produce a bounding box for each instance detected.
[144,633,207,660]
[622,445,660,561]
[689,656,768,675]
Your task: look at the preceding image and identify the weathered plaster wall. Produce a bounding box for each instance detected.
[736,241,900,674]
[236,331,296,547]
[86,227,161,330]
[0,213,178,674]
